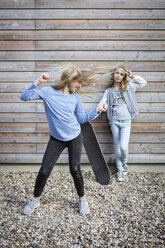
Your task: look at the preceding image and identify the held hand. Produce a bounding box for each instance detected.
[123,67,134,79]
[97,103,108,113]
[34,73,50,86]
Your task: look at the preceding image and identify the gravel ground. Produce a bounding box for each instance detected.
[0,171,165,248]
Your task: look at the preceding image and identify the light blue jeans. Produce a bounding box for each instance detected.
[111,119,131,172]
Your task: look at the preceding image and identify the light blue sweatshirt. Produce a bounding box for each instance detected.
[20,83,99,141]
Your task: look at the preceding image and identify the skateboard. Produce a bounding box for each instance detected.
[81,122,111,185]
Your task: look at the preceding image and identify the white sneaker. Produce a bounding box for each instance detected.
[79,198,90,216]
[22,197,40,215]
[116,171,124,182]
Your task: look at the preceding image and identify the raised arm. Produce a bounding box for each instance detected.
[124,67,147,91]
[20,73,50,101]
[129,75,147,91]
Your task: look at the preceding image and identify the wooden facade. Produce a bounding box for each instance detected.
[0,0,165,167]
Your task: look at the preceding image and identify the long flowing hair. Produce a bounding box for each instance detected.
[87,64,129,92]
[108,66,129,91]
[43,63,129,92]
[46,63,99,90]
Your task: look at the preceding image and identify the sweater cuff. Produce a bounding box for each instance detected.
[33,81,40,88]
[95,108,101,115]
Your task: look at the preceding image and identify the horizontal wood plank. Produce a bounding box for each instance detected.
[0,153,165,164]
[0,102,165,113]
[34,101,165,113]
[36,122,165,133]
[80,92,165,103]
[0,9,164,20]
[0,0,34,8]
[0,143,165,154]
[35,19,165,30]
[0,51,165,61]
[0,62,35,71]
[1,0,165,9]
[0,72,36,81]
[35,40,165,51]
[0,132,164,143]
[2,82,165,92]
[0,71,164,82]
[0,30,164,40]
[0,112,165,123]
[0,143,36,153]
[0,122,164,133]
[0,92,164,103]
[1,19,165,30]
[0,102,36,112]
[1,40,165,51]
[35,0,165,9]
[37,143,165,154]
[35,61,165,72]
[0,123,36,133]
[0,61,164,72]
[0,41,35,51]
[0,40,165,51]
[0,20,35,29]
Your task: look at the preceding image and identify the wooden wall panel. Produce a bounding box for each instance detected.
[0,72,164,82]
[1,102,165,113]
[0,0,165,9]
[0,1,165,166]
[1,143,165,154]
[1,30,165,40]
[1,92,165,102]
[1,122,165,133]
[35,62,165,72]
[34,0,165,9]
[1,20,165,30]
[0,153,165,164]
[1,82,165,93]
[1,132,165,144]
[1,40,165,51]
[0,51,165,61]
[1,112,165,123]
[0,61,164,71]
[0,9,165,19]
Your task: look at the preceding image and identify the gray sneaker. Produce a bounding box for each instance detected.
[22,197,40,215]
[123,164,128,175]
[116,170,124,182]
[79,198,90,216]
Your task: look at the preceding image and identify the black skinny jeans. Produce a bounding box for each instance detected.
[34,133,84,197]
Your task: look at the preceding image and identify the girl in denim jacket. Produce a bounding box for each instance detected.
[99,67,147,181]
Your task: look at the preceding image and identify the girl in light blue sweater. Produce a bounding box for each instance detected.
[20,64,107,216]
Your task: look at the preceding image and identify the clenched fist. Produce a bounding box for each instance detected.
[34,73,50,86]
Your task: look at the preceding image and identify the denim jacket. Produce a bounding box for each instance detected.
[99,75,147,123]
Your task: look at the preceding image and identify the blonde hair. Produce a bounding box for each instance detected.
[108,66,129,91]
[46,63,99,90]
[44,63,129,92]
[88,64,129,92]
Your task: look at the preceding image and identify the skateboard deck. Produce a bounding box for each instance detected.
[81,122,111,185]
